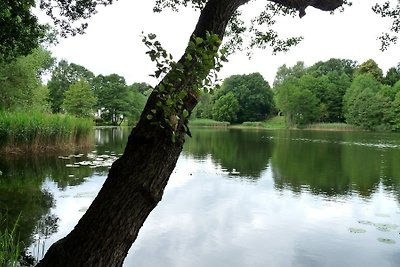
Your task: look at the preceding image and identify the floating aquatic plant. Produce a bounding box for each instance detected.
[74,192,97,198]
[377,238,396,244]
[78,207,88,212]
[349,227,367,233]
[358,220,374,226]
[374,223,398,232]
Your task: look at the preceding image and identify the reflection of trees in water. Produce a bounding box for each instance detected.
[184,128,274,179]
[31,214,59,261]
[94,127,131,155]
[0,154,81,258]
[271,130,400,200]
[271,130,352,196]
[0,127,134,262]
[0,127,133,260]
[381,148,400,203]
[0,182,57,261]
[0,155,95,190]
[183,127,400,200]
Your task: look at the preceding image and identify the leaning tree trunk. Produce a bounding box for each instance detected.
[36,0,343,266]
[36,0,249,266]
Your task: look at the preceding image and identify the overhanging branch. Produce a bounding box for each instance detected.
[269,0,344,17]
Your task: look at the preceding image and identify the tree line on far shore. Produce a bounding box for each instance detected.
[1,46,400,131]
[0,47,151,125]
[194,58,400,131]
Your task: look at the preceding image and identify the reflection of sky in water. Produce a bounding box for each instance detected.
[124,155,400,267]
[31,152,400,267]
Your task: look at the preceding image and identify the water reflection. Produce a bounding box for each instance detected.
[183,128,274,179]
[0,158,57,258]
[1,127,400,266]
[275,130,400,200]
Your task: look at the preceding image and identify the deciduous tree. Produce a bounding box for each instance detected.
[212,91,239,122]
[0,0,45,61]
[62,79,97,117]
[48,60,95,113]
[214,73,274,123]
[0,48,53,111]
[354,59,383,82]
[383,65,400,86]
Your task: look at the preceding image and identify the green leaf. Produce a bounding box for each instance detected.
[178,91,187,99]
[146,114,153,120]
[166,98,174,106]
[195,37,203,45]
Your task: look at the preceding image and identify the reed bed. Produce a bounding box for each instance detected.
[0,112,94,153]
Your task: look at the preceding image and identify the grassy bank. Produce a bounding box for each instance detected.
[191,116,364,132]
[241,116,287,129]
[303,122,362,131]
[0,112,94,153]
[190,119,230,127]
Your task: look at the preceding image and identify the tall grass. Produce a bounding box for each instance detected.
[0,214,21,267]
[190,119,230,127]
[304,123,361,131]
[0,111,94,153]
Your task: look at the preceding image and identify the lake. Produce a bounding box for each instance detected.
[0,127,399,266]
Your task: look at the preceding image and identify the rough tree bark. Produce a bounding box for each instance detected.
[36,0,343,266]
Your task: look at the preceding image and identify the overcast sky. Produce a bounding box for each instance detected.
[38,0,400,86]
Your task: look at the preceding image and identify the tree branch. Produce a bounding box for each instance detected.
[268,0,344,17]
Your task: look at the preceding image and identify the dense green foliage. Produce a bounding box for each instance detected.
[0,45,148,126]
[92,74,148,125]
[191,58,400,131]
[48,60,95,113]
[383,65,400,86]
[0,48,53,111]
[0,0,45,61]
[62,80,97,118]
[274,58,400,130]
[354,59,383,82]
[197,73,274,124]
[212,92,239,122]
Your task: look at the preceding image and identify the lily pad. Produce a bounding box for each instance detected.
[377,238,396,244]
[374,223,398,232]
[349,227,367,233]
[358,220,374,226]
[78,207,88,212]
[66,164,80,168]
[74,192,97,198]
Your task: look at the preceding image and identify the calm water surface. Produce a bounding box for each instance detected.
[0,127,399,266]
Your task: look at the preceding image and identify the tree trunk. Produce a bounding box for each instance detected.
[36,0,249,266]
[36,0,342,266]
